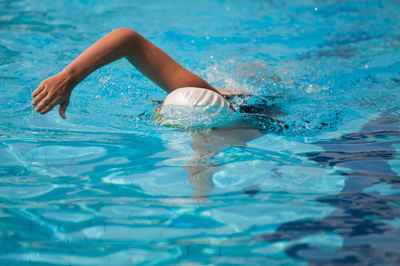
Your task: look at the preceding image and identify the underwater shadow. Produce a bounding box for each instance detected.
[255,110,400,265]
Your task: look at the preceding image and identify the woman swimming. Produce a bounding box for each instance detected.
[30,28,291,197]
[31,28,240,118]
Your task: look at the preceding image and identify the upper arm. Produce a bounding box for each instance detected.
[123,28,215,93]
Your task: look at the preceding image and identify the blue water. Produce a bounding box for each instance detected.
[1,0,399,264]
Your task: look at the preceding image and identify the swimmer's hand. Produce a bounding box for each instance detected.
[31,72,73,119]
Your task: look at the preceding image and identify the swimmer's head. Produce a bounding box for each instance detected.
[158,87,233,128]
[163,87,230,109]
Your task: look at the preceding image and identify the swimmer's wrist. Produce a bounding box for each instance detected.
[59,67,84,89]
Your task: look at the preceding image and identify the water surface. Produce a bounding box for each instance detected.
[1,0,399,264]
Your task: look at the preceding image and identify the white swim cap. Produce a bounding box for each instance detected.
[159,87,232,128]
[163,87,230,109]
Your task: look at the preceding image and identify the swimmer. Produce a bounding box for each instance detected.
[30,28,283,198]
[31,28,241,119]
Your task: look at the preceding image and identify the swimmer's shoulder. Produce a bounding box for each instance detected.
[216,88,249,96]
[216,88,252,100]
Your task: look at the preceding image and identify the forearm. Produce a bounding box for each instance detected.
[60,28,137,87]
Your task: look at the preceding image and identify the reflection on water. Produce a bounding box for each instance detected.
[257,111,400,264]
[185,125,262,197]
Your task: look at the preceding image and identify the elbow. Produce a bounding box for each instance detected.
[111,27,139,40]
[110,27,141,51]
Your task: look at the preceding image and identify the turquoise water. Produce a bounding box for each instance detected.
[1,0,400,264]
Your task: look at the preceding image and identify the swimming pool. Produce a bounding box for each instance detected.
[1,0,399,264]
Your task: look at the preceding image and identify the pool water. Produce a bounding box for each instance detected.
[1,0,399,264]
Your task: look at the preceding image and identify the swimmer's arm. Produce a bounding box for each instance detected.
[32,28,217,118]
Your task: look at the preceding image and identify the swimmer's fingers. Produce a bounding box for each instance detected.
[34,92,58,113]
[34,91,70,118]
[32,73,74,116]
[31,90,48,107]
[58,100,69,119]
[36,96,60,115]
[32,82,45,98]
